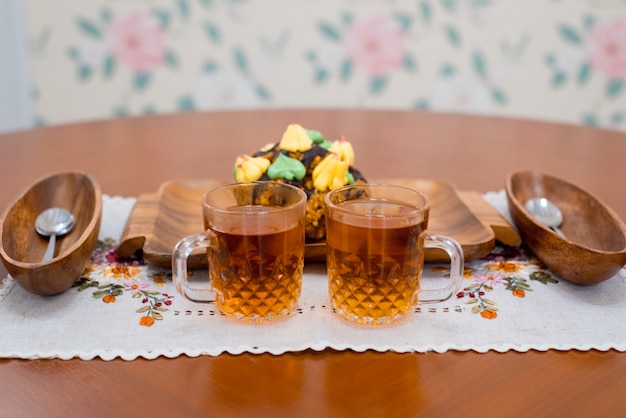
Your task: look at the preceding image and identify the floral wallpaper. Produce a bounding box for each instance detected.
[23,0,626,132]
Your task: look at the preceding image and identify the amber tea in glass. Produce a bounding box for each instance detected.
[172,182,307,322]
[324,184,464,325]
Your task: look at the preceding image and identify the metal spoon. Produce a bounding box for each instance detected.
[35,208,75,262]
[524,197,566,238]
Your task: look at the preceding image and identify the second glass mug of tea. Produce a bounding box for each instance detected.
[324,183,464,325]
[172,181,307,322]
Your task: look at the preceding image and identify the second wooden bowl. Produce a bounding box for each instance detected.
[0,171,102,295]
[506,170,626,285]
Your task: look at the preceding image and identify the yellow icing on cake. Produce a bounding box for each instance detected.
[329,135,355,166]
[234,155,271,182]
[279,124,313,152]
[260,142,275,152]
[312,153,349,191]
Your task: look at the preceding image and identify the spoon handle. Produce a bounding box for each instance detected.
[551,226,566,238]
[42,234,57,262]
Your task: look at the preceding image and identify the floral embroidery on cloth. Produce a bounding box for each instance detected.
[450,245,558,319]
[75,239,558,326]
[75,238,174,327]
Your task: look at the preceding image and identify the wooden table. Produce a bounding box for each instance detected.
[1,110,625,417]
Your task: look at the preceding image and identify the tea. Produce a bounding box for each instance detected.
[208,205,304,321]
[172,182,307,323]
[326,199,427,325]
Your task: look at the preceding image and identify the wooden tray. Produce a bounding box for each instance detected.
[117,179,521,269]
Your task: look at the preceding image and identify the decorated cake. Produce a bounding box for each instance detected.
[233,123,367,240]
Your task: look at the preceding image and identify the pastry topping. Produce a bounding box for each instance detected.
[260,142,276,152]
[329,135,355,166]
[267,152,307,181]
[279,124,313,152]
[306,129,324,143]
[232,124,366,240]
[234,155,271,182]
[306,129,333,149]
[313,153,350,192]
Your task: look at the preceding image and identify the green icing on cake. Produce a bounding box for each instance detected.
[267,153,307,181]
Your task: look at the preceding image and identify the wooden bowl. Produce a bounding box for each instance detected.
[0,172,102,295]
[506,170,626,285]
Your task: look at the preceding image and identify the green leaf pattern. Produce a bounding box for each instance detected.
[22,1,623,132]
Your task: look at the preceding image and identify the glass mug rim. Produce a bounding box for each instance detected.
[324,183,431,219]
[203,181,308,214]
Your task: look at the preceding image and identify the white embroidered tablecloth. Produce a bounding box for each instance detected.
[1,193,625,361]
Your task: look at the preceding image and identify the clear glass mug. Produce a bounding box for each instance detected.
[324,183,464,325]
[172,181,307,322]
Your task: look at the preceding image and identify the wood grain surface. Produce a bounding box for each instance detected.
[0,171,102,295]
[1,109,626,417]
[117,178,519,268]
[507,170,626,285]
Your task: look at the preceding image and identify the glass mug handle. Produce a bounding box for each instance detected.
[172,231,217,303]
[419,233,464,303]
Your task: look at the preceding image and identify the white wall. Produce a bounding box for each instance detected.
[0,0,32,134]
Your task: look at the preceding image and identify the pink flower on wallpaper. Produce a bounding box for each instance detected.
[586,18,626,80]
[345,15,406,76]
[106,12,166,73]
